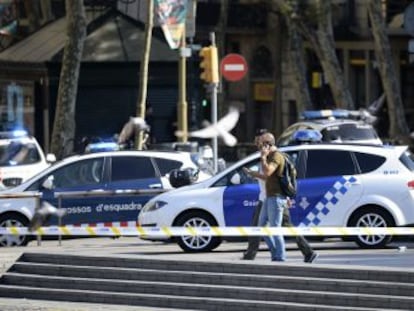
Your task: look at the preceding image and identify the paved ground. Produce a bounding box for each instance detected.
[0,236,413,310]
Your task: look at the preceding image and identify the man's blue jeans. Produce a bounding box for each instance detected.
[258,195,287,261]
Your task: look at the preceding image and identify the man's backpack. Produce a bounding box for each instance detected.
[279,152,297,197]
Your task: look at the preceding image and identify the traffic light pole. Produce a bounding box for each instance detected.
[199,33,219,173]
[210,32,218,173]
[211,80,218,174]
[177,30,188,143]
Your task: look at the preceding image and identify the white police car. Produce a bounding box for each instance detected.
[0,130,56,188]
[0,150,210,246]
[138,142,414,252]
[277,110,383,147]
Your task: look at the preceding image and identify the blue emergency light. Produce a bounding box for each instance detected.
[292,129,322,143]
[12,129,28,137]
[0,128,28,139]
[302,110,350,120]
[85,141,120,153]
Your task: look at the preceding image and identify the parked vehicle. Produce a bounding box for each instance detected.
[0,150,210,246]
[277,110,383,147]
[0,130,55,188]
[139,142,414,252]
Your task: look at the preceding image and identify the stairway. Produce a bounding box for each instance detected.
[0,252,413,310]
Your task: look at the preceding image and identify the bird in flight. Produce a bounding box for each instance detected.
[176,107,240,146]
[29,201,66,232]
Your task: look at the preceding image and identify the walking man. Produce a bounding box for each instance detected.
[256,132,287,261]
[243,131,318,263]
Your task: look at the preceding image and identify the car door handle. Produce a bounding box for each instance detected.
[149,183,162,189]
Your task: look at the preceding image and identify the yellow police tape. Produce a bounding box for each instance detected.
[1,226,414,237]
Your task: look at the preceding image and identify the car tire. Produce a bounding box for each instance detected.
[175,211,221,252]
[0,213,31,247]
[349,207,394,248]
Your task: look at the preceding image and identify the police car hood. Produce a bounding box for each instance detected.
[166,178,211,195]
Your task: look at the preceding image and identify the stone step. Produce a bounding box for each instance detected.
[19,252,414,283]
[1,252,413,310]
[0,284,399,311]
[11,262,414,297]
[2,273,414,310]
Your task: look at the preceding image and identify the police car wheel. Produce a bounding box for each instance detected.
[0,213,30,247]
[175,211,221,252]
[349,207,394,248]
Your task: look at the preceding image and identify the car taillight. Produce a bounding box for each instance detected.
[408,180,414,189]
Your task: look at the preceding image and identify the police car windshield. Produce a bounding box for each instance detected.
[321,124,379,142]
[0,142,40,166]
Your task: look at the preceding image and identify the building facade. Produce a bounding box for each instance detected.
[0,0,412,153]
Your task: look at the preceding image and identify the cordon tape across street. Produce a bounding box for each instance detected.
[1,226,414,237]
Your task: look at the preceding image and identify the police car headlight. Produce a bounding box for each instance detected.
[142,200,168,212]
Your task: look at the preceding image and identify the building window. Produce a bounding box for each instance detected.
[251,45,273,78]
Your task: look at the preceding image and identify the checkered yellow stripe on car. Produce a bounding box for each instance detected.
[1,226,414,237]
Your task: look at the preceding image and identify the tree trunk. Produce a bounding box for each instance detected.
[135,0,154,150]
[50,0,86,159]
[367,1,409,139]
[286,16,312,112]
[301,1,354,109]
[275,0,354,110]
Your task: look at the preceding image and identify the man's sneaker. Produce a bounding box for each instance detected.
[304,252,319,263]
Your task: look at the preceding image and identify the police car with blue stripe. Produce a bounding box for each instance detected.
[0,150,210,247]
[138,131,414,252]
[277,109,383,147]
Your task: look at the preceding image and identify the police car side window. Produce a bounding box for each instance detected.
[153,158,182,175]
[111,156,156,181]
[213,161,258,187]
[305,150,355,178]
[353,152,386,173]
[52,159,104,188]
[400,150,414,172]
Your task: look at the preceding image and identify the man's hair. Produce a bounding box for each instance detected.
[255,128,268,137]
[261,132,276,146]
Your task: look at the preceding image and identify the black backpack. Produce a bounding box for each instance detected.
[279,152,297,197]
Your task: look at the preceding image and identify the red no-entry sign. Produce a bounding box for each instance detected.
[220,53,248,82]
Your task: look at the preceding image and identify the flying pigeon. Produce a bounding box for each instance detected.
[29,201,66,232]
[176,107,240,146]
[347,94,385,125]
[360,93,386,125]
[118,117,149,144]
[367,93,386,115]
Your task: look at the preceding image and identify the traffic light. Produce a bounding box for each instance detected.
[199,46,219,84]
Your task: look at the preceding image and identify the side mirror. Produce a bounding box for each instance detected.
[169,168,199,188]
[42,175,54,190]
[230,173,241,185]
[46,153,56,163]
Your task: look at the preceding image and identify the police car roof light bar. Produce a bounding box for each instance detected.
[292,129,323,144]
[302,109,350,120]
